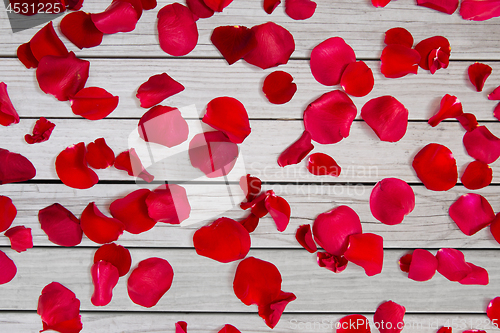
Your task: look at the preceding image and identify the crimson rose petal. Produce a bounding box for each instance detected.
[186,0,214,18]
[70,87,119,120]
[344,233,384,276]
[361,96,408,142]
[138,106,189,147]
[370,178,415,225]
[414,36,451,71]
[60,11,104,49]
[340,61,374,97]
[265,193,291,232]
[146,184,191,224]
[240,213,260,233]
[127,257,174,307]
[29,22,68,62]
[461,161,492,190]
[416,0,458,14]
[374,301,406,333]
[263,0,281,13]
[404,249,438,282]
[0,250,16,284]
[0,196,16,233]
[307,152,341,176]
[5,226,33,253]
[310,37,356,86]
[91,261,119,306]
[317,252,348,273]
[337,314,371,333]
[211,26,257,65]
[457,113,478,132]
[158,3,198,56]
[460,0,500,20]
[380,44,421,78]
[277,131,314,167]
[119,0,144,19]
[258,291,296,329]
[91,1,139,34]
[303,90,357,144]
[384,27,413,48]
[489,86,500,100]
[247,192,269,218]
[0,82,20,126]
[495,103,500,121]
[202,0,233,11]
[295,224,317,253]
[25,117,55,144]
[428,48,450,74]
[487,297,500,324]
[110,189,157,234]
[399,254,411,273]
[114,149,154,183]
[68,0,85,10]
[86,138,115,169]
[240,174,262,203]
[449,193,495,236]
[412,143,457,191]
[176,321,188,333]
[284,0,317,20]
[80,202,125,244]
[55,142,99,189]
[141,0,157,10]
[262,71,297,104]
[136,73,184,109]
[463,126,500,164]
[94,243,132,277]
[459,263,489,285]
[219,324,241,333]
[37,282,82,333]
[38,203,83,247]
[468,62,492,92]
[17,42,39,69]
[428,94,463,127]
[0,148,36,184]
[371,0,391,7]
[436,248,472,281]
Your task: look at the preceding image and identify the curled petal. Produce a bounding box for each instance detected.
[38,203,83,247]
[186,0,214,18]
[428,48,450,74]
[371,0,391,7]
[136,73,184,109]
[203,0,233,11]
[310,37,356,86]
[404,249,438,282]
[460,0,500,20]
[110,189,157,234]
[240,213,260,233]
[114,148,154,182]
[412,143,457,191]
[468,62,492,92]
[265,193,291,232]
[489,86,500,100]
[384,27,413,48]
[303,90,357,144]
[436,248,472,281]
[262,70,297,104]
[17,42,39,69]
[459,263,489,285]
[0,148,36,185]
[193,217,251,263]
[417,0,458,14]
[312,205,362,256]
[70,87,119,120]
[119,0,144,19]
[55,142,99,189]
[146,184,191,224]
[245,192,269,218]
[5,226,33,253]
[463,126,500,164]
[176,321,188,333]
[380,44,420,78]
[240,174,262,203]
[91,261,119,306]
[157,3,198,56]
[277,131,314,167]
[243,22,295,69]
[449,193,495,236]
[340,61,374,97]
[91,1,139,34]
[25,117,55,144]
[361,95,408,142]
[373,301,406,333]
[307,153,341,176]
[414,36,451,71]
[295,224,317,253]
[398,254,412,273]
[80,202,125,244]
[263,0,281,13]
[457,113,478,132]
[487,297,500,324]
[68,0,85,10]
[258,291,296,329]
[344,233,384,276]
[127,257,174,307]
[94,243,132,277]
[317,251,348,273]
[37,282,82,333]
[0,196,16,233]
[60,11,104,49]
[0,82,20,126]
[211,25,257,65]
[86,138,115,169]
[0,250,16,284]
[138,106,189,147]
[29,22,68,62]
[428,94,463,127]
[337,314,371,333]
[370,178,415,225]
[461,161,492,190]
[284,0,317,20]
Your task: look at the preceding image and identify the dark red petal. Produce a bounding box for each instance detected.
[361,95,408,142]
[91,0,139,34]
[70,87,119,120]
[0,148,36,185]
[157,3,198,56]
[127,257,174,307]
[428,48,450,74]
[416,0,458,14]
[414,36,451,70]
[211,25,257,65]
[240,174,262,203]
[60,11,104,49]
[55,142,99,189]
[412,143,458,191]
[218,324,241,333]
[17,42,39,69]
[457,113,478,132]
[265,193,291,232]
[146,184,191,224]
[295,224,317,253]
[263,0,281,13]
[5,226,33,253]
[80,202,125,244]
[176,321,188,333]
[243,22,295,69]
[247,191,269,218]
[193,217,251,263]
[490,214,500,245]
[110,189,157,234]
[138,105,189,147]
[398,253,412,273]
[186,0,214,18]
[489,86,500,100]
[384,27,413,48]
[202,0,233,11]
[380,44,421,78]
[67,0,85,10]
[310,37,356,86]
[460,0,500,20]
[436,248,472,281]
[114,148,155,182]
[94,243,132,277]
[38,203,82,247]
[203,96,251,144]
[340,61,374,97]
[262,71,297,104]
[407,249,438,282]
[136,73,184,109]
[370,178,415,225]
[86,138,115,169]
[373,301,406,333]
[461,161,492,190]
[36,52,90,101]
[337,314,371,333]
[463,125,500,164]
[303,90,357,144]
[344,233,384,276]
[317,251,348,273]
[277,131,314,167]
[0,82,20,126]
[37,282,82,333]
[459,263,489,285]
[0,250,16,284]
[495,103,500,121]
[30,22,68,62]
[487,297,500,324]
[258,291,296,329]
[449,193,495,236]
[240,213,260,233]
[25,117,55,144]
[468,62,492,92]
[189,131,239,178]
[0,196,16,233]
[371,0,391,7]
[91,261,119,306]
[284,0,316,20]
[307,152,341,176]
[428,94,463,127]
[141,0,156,9]
[312,205,362,256]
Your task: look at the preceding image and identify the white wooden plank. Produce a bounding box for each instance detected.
[0,0,499,60]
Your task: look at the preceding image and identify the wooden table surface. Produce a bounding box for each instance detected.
[1,0,500,332]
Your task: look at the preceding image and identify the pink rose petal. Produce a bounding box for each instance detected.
[361,96,408,142]
[91,261,119,306]
[0,250,17,284]
[416,0,459,14]
[91,0,139,34]
[436,248,472,282]
[449,193,495,236]
[284,0,317,20]
[157,3,198,56]
[310,37,356,86]
[295,224,317,253]
[138,105,189,148]
[5,226,33,253]
[460,0,500,21]
[463,125,500,164]
[370,178,415,225]
[374,301,406,333]
[459,263,489,285]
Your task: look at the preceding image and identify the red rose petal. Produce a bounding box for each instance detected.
[463,126,500,164]
[416,0,458,14]
[157,3,198,56]
[295,224,317,253]
[240,174,262,203]
[136,73,184,109]
[371,0,391,7]
[60,11,104,49]
[337,314,371,333]
[202,0,233,11]
[5,226,33,253]
[25,117,55,144]
[211,25,257,65]
[374,301,406,333]
[94,243,132,277]
[146,184,191,224]
[459,263,489,285]
[317,251,348,273]
[489,86,500,100]
[303,90,357,144]
[460,0,500,20]
[398,254,412,273]
[38,203,83,247]
[176,321,188,333]
[258,291,296,329]
[428,94,463,127]
[468,62,492,92]
[240,213,260,233]
[17,42,39,69]
[490,214,500,245]
[384,27,413,48]
[29,22,68,62]
[284,0,316,20]
[406,249,438,282]
[344,233,384,276]
[138,106,189,148]
[449,193,495,236]
[186,0,214,18]
[262,70,297,104]
[245,191,269,218]
[218,324,241,333]
[361,96,409,142]
[263,0,281,13]
[0,196,16,233]
[414,36,451,71]
[265,193,291,232]
[141,0,157,10]
[0,148,36,185]
[307,152,341,176]
[193,217,251,263]
[312,205,362,256]
[91,0,139,34]
[55,142,98,189]
[114,148,155,182]
[67,0,85,10]
[370,178,415,226]
[37,282,82,333]
[127,257,174,307]
[495,103,500,121]
[36,52,90,102]
[457,113,478,132]
[70,87,119,120]
[461,161,492,190]
[80,202,125,244]
[243,22,295,69]
[86,138,115,169]
[91,261,119,306]
[412,143,458,191]
[0,250,16,284]
[277,131,314,167]
[428,48,450,74]
[380,44,421,78]
[0,82,20,126]
[436,248,472,281]
[110,189,157,234]
[487,297,500,324]
[310,37,356,86]
[118,0,144,19]
[340,61,374,97]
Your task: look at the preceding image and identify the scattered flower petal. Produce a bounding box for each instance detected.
[86,138,115,169]
[361,95,408,142]
[189,131,239,177]
[91,261,119,306]
[412,143,457,191]
[91,0,139,34]
[284,0,317,20]
[0,148,36,185]
[487,297,500,324]
[60,11,104,49]
[240,213,260,233]
[0,196,16,233]
[398,254,412,273]
[25,117,55,144]
[277,131,314,167]
[317,251,348,273]
[295,224,317,253]
[416,0,458,14]
[489,86,500,100]
[459,263,489,285]
[258,291,296,329]
[146,184,191,224]
[307,152,341,176]
[136,73,185,109]
[263,0,281,13]
[70,87,119,120]
[370,178,415,225]
[340,61,374,97]
[80,202,125,244]
[211,25,257,65]
[344,233,384,276]
[38,203,83,247]
[218,324,241,333]
[138,105,189,147]
[495,103,500,121]
[17,42,38,69]
[240,174,262,203]
[0,82,20,126]
[449,193,495,236]
[436,248,472,281]
[5,226,33,253]
[141,0,157,10]
[490,214,500,245]
[337,314,371,333]
[114,148,155,183]
[384,27,413,48]
[110,189,157,234]
[310,37,356,86]
[414,36,450,71]
[0,250,16,284]
[428,48,450,74]
[457,113,478,132]
[463,125,500,164]
[262,70,297,104]
[55,142,99,189]
[186,0,214,18]
[265,193,291,232]
[428,94,463,127]
[461,161,492,190]
[373,301,406,333]
[402,249,438,282]
[380,44,420,78]
[157,3,198,56]
[176,321,188,333]
[460,0,500,20]
[94,243,132,277]
[371,0,391,7]
[202,0,233,12]
[468,62,492,92]
[29,22,68,62]
[37,282,82,333]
